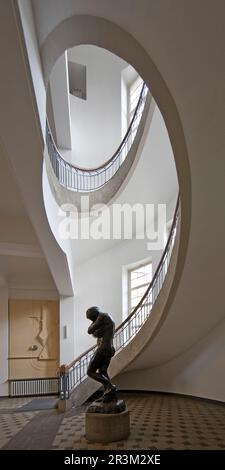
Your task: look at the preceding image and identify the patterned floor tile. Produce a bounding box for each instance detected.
[0,397,33,410]
[0,412,37,448]
[2,392,225,450]
[52,393,225,450]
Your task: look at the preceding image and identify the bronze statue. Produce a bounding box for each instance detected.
[86,306,116,399]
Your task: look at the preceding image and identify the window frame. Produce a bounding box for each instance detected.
[128,76,143,124]
[128,260,152,314]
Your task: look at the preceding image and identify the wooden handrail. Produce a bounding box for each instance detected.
[67,195,179,370]
[114,194,179,332]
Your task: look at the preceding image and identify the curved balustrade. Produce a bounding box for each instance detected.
[59,197,180,399]
[46,82,148,193]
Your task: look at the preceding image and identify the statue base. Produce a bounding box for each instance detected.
[85,407,130,443]
[87,397,126,414]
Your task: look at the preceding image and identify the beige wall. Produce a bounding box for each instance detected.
[0,286,8,395]
[116,317,225,403]
[9,299,59,379]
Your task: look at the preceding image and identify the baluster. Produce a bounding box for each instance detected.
[64,165,66,187]
[79,360,81,384]
[104,167,107,185]
[75,364,77,387]
[134,314,137,335]
[126,322,129,345]
[75,171,77,191]
[142,306,144,324]
[116,332,119,350]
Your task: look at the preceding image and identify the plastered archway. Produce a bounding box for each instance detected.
[41,14,191,341]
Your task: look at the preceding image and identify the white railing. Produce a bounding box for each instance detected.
[46,83,149,192]
[59,197,179,399]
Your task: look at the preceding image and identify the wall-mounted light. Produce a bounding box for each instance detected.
[63,325,68,339]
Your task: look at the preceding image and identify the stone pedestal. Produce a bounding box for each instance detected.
[85,408,130,443]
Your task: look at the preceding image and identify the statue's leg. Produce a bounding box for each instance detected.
[99,356,111,385]
[87,350,111,387]
[100,356,116,395]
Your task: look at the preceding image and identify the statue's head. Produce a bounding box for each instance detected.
[86,306,100,322]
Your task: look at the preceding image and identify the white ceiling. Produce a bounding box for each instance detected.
[0,254,56,291]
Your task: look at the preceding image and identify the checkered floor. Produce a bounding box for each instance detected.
[0,412,37,448]
[1,392,225,449]
[0,397,33,410]
[52,393,225,450]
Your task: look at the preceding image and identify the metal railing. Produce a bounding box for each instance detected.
[9,377,60,397]
[46,83,149,192]
[59,197,180,399]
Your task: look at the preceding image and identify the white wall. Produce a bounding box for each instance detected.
[42,157,75,289]
[0,286,8,396]
[49,52,72,149]
[43,159,77,364]
[60,296,75,364]
[116,317,225,403]
[69,105,178,267]
[62,45,127,167]
[18,0,46,139]
[21,0,225,402]
[74,238,158,357]
[73,196,176,357]
[70,102,178,357]
[121,76,128,139]
[0,2,74,297]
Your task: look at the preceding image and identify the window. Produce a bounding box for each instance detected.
[128,75,143,124]
[68,61,87,100]
[128,75,143,145]
[120,69,144,162]
[128,261,152,313]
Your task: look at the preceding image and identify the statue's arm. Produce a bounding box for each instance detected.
[87,316,103,335]
[92,328,104,338]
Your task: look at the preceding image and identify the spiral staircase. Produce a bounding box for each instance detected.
[3,0,225,407]
[58,197,179,408]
